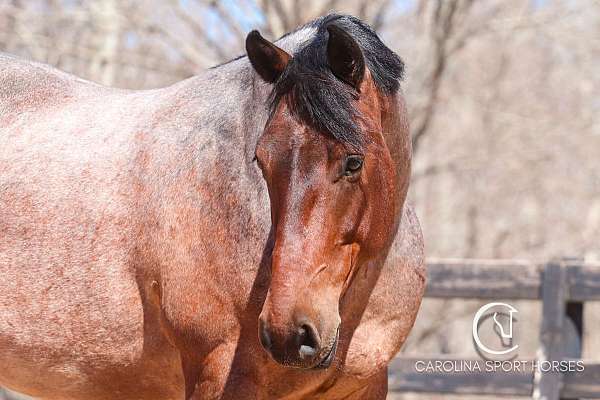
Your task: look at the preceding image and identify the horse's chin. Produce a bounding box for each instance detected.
[312,336,338,369]
[310,326,340,370]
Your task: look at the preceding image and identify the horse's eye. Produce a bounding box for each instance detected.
[343,155,363,176]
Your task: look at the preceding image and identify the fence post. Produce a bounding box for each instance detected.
[563,257,584,400]
[533,261,567,400]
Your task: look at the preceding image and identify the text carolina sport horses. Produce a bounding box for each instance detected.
[0,14,425,400]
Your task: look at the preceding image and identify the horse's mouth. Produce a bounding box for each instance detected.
[313,328,339,370]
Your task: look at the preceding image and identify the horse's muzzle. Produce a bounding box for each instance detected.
[258,316,339,369]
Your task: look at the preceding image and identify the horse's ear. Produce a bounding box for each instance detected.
[326,25,365,90]
[246,30,291,83]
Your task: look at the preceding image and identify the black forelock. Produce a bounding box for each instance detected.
[269,14,405,149]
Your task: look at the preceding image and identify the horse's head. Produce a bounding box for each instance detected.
[246,17,409,369]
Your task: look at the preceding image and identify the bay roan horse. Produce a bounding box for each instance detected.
[0,14,425,400]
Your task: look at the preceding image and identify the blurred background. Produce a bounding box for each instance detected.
[1,0,599,399]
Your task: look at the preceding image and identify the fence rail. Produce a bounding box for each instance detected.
[424,258,600,300]
[389,258,600,399]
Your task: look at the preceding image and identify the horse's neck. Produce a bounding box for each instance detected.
[167,25,319,164]
[140,28,323,255]
[175,59,270,156]
[141,25,321,227]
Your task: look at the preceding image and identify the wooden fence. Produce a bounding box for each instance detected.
[388,258,600,399]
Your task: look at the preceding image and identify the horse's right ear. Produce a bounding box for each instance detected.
[246,30,291,83]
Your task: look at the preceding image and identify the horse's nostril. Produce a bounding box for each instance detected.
[298,323,320,359]
[259,319,272,352]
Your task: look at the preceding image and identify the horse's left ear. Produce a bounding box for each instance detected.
[246,30,291,83]
[326,25,365,91]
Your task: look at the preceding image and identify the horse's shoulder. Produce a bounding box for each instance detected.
[381,202,427,318]
[340,203,425,380]
[392,203,426,279]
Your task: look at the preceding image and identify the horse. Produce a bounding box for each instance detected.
[0,14,425,400]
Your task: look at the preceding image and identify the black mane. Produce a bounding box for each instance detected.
[270,14,404,148]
